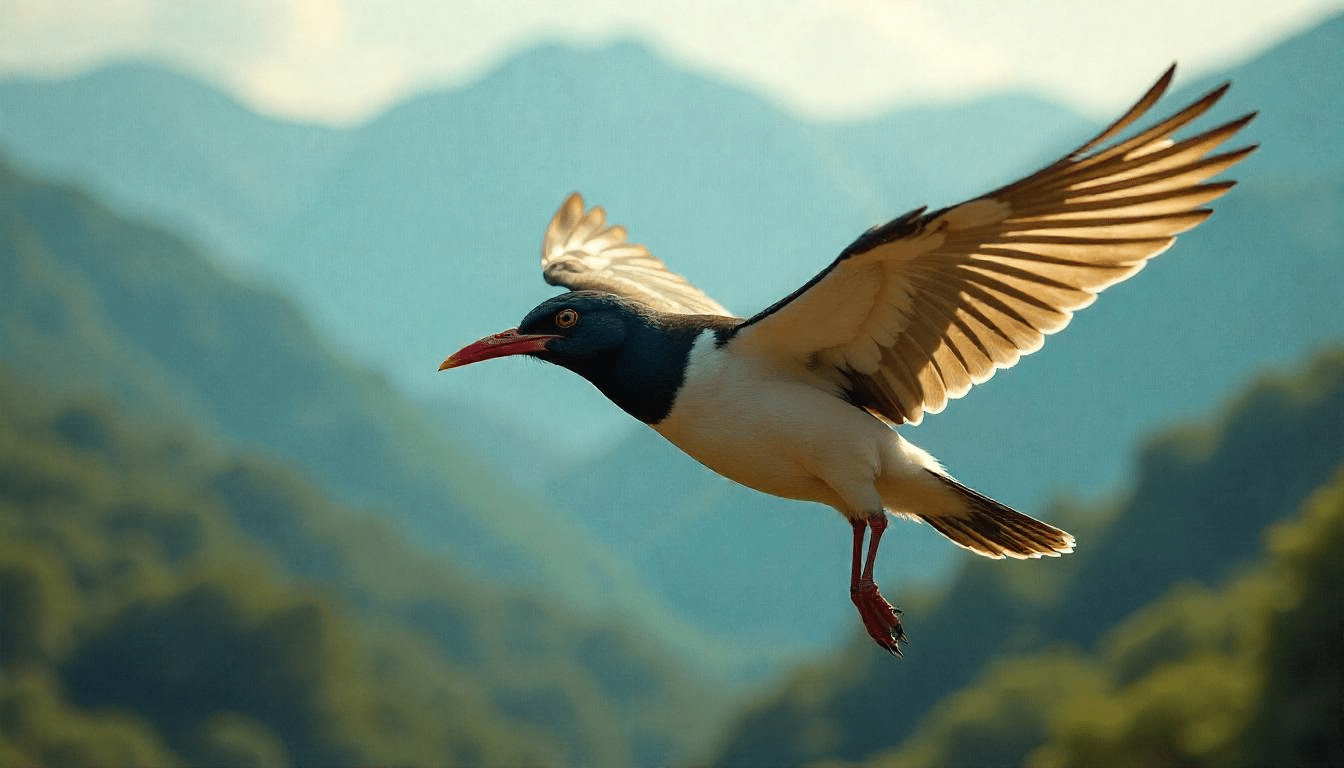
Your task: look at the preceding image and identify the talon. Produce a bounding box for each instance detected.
[851,579,907,654]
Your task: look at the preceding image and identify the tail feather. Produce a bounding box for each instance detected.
[920,471,1075,559]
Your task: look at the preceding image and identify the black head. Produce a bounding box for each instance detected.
[516,291,655,371]
[440,291,647,372]
[441,290,724,423]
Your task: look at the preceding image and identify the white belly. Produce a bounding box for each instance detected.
[651,332,940,516]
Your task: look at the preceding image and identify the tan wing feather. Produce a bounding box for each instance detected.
[732,67,1257,425]
[541,193,733,316]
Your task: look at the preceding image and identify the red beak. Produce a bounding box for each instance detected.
[439,328,560,370]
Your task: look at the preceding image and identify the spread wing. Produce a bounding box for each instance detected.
[728,65,1257,425]
[541,193,734,316]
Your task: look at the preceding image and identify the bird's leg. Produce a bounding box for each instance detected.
[850,517,865,585]
[849,513,906,655]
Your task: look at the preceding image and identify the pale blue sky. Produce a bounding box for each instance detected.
[2,0,1340,124]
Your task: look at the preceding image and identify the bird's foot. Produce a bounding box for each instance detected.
[851,580,907,656]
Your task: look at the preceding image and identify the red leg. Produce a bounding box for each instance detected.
[849,513,907,655]
[850,518,865,585]
[862,513,886,583]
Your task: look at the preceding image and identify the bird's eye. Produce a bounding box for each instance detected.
[555,308,579,328]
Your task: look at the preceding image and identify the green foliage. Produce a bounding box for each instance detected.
[712,346,1344,767]
[0,369,713,767]
[0,670,179,768]
[852,650,1105,768]
[827,472,1344,768]
[1032,474,1344,768]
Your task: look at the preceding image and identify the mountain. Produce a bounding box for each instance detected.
[708,345,1344,766]
[0,39,1088,457]
[0,366,719,768]
[0,62,348,267]
[258,42,1089,449]
[0,157,755,678]
[1,20,1338,482]
[1,12,1342,662]
[1173,8,1344,178]
[0,39,1087,656]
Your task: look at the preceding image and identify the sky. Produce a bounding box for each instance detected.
[2,0,1341,126]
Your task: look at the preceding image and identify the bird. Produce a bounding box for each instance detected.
[440,66,1256,654]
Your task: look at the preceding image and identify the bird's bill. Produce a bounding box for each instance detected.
[439,328,559,370]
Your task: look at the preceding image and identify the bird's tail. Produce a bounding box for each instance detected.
[916,471,1075,559]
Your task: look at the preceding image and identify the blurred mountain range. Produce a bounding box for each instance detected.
[0,11,1340,662]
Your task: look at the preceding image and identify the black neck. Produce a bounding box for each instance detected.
[566,314,736,424]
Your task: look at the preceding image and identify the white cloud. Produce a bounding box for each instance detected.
[635,0,1012,116]
[0,0,151,70]
[1,0,1340,123]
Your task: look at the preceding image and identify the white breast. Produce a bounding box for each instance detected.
[651,331,938,516]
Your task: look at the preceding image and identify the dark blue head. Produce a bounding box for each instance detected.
[515,291,653,370]
[441,291,724,423]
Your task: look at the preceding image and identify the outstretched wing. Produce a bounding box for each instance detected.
[728,65,1257,425]
[541,193,733,316]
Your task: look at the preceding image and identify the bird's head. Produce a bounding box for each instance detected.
[439,291,646,373]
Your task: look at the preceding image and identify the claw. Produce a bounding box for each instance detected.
[851,580,907,655]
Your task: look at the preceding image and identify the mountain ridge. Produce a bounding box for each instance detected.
[1,14,1341,663]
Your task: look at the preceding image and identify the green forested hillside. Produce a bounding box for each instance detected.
[0,155,741,765]
[853,469,1343,768]
[710,346,1344,767]
[0,155,737,668]
[0,367,713,767]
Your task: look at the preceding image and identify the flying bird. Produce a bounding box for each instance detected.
[440,66,1256,654]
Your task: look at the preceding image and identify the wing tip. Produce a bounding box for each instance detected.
[1067,64,1178,158]
[1227,111,1260,139]
[545,191,610,256]
[1156,62,1178,91]
[538,192,734,316]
